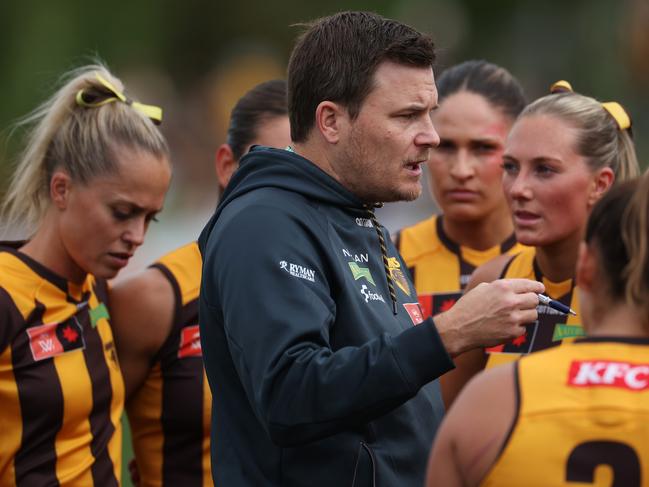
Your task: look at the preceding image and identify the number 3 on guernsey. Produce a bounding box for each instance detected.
[565,440,640,486]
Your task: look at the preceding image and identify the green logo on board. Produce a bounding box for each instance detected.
[552,323,585,342]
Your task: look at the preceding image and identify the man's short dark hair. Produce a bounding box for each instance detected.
[227,79,288,161]
[287,11,435,142]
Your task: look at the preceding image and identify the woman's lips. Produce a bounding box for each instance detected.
[446,189,478,202]
[107,252,132,268]
[513,210,541,226]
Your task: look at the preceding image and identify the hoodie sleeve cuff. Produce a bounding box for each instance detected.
[391,317,455,393]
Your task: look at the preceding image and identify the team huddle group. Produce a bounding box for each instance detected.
[0,10,647,487]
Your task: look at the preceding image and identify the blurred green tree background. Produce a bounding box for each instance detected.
[1,0,647,200]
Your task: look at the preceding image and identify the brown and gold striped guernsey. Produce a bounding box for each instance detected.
[397,215,524,318]
[482,338,649,486]
[486,246,583,368]
[126,242,212,486]
[0,242,124,486]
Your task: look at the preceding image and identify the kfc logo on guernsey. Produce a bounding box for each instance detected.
[178,325,202,358]
[568,360,649,391]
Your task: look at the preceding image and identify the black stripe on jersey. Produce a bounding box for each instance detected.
[531,258,576,350]
[436,216,474,289]
[498,255,516,280]
[499,232,518,254]
[13,302,63,486]
[575,336,649,345]
[153,262,204,485]
[435,216,460,255]
[436,216,478,290]
[161,306,204,486]
[80,303,118,486]
[93,279,110,304]
[407,265,416,284]
[149,263,183,365]
[0,287,26,354]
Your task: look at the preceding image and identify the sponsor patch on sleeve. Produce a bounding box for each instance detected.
[27,318,86,361]
[279,260,316,282]
[568,360,649,391]
[403,302,425,326]
[178,325,202,358]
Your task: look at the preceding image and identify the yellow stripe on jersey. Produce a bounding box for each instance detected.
[398,215,524,318]
[482,339,649,486]
[0,346,21,483]
[129,363,165,483]
[127,241,212,486]
[0,245,124,486]
[156,241,202,307]
[486,247,582,368]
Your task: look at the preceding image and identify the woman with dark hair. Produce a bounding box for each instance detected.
[0,64,171,485]
[427,170,649,486]
[110,79,290,486]
[397,60,527,406]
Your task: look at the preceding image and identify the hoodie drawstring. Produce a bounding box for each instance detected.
[365,206,398,315]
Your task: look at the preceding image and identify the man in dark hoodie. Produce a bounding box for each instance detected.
[198,11,544,487]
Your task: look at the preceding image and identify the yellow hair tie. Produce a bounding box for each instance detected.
[550,80,573,94]
[75,73,163,125]
[601,102,631,131]
[549,80,631,132]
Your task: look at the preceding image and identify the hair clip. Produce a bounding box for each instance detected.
[76,73,162,125]
[550,80,573,94]
[601,102,631,131]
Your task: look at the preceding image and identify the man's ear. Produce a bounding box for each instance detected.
[215,144,238,190]
[50,171,72,210]
[587,166,615,208]
[315,101,347,144]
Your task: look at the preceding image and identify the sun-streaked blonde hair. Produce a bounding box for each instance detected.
[521,92,639,183]
[2,63,169,236]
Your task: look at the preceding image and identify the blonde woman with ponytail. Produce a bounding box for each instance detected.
[441,81,641,407]
[427,170,649,486]
[0,64,171,485]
